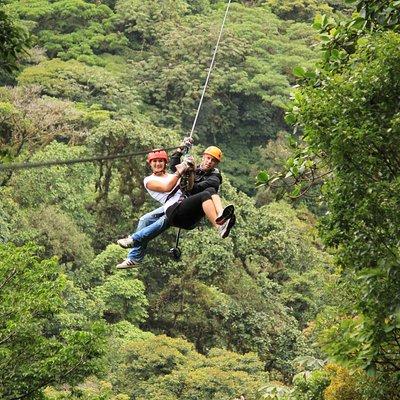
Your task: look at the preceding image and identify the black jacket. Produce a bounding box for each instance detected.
[169,150,222,194]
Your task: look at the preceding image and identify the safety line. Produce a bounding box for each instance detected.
[0,146,179,172]
[188,0,232,139]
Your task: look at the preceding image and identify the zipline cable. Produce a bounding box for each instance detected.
[0,146,180,172]
[173,0,232,261]
[188,0,232,139]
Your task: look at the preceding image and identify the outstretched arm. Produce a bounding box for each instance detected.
[146,173,181,192]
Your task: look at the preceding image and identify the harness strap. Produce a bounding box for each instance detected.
[166,184,182,202]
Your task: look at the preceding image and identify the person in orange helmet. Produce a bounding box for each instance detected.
[169,144,223,195]
[116,144,235,269]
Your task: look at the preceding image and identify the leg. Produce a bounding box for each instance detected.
[202,199,219,228]
[169,188,215,229]
[211,194,224,216]
[169,187,235,238]
[117,205,165,248]
[127,214,169,262]
[135,205,165,232]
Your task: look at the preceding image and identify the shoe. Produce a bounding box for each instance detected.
[218,214,236,239]
[215,205,235,225]
[117,236,134,248]
[116,259,139,269]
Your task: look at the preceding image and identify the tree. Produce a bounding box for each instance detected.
[0,243,105,399]
[8,0,128,65]
[10,141,96,232]
[93,271,149,324]
[0,85,95,184]
[115,0,188,46]
[265,0,333,22]
[17,58,137,111]
[113,334,268,399]
[0,4,29,74]
[285,0,400,378]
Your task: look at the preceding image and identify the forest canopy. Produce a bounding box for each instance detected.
[1,0,399,399]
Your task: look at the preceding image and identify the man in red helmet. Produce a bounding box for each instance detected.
[116,143,235,269]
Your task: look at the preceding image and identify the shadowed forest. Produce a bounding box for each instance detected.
[1,0,400,399]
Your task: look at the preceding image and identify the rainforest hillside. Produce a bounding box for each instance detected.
[1,1,400,399]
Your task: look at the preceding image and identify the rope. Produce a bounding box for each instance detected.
[188,0,232,139]
[0,146,179,172]
[174,0,232,259]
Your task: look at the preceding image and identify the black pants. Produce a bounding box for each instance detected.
[167,187,216,230]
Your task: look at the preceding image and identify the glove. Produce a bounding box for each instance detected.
[180,137,194,149]
[175,162,189,176]
[184,155,196,169]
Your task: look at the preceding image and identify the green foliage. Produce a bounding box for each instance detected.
[290,31,400,373]
[28,205,95,283]
[134,4,317,136]
[93,271,149,324]
[44,377,130,400]
[9,0,128,65]
[115,0,188,46]
[17,58,138,111]
[306,0,400,74]
[323,364,362,400]
[0,87,80,169]
[11,141,96,230]
[291,368,330,400]
[266,0,333,22]
[0,4,30,74]
[0,85,103,172]
[0,242,105,399]
[0,187,31,242]
[89,244,127,283]
[113,334,268,399]
[0,1,344,397]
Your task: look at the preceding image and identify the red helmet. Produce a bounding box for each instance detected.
[147,149,168,163]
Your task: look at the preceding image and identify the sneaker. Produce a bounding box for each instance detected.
[218,214,236,239]
[215,205,235,225]
[117,236,134,248]
[116,259,139,269]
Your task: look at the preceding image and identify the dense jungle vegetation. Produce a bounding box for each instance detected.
[1,0,400,399]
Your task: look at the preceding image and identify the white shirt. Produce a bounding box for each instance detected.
[143,174,182,212]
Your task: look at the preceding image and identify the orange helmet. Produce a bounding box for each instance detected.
[203,146,222,162]
[147,149,168,163]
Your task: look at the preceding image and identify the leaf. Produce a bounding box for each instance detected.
[257,171,269,183]
[305,71,317,79]
[291,185,301,197]
[293,66,306,78]
[285,112,297,125]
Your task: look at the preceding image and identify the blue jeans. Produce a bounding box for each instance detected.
[127,206,170,262]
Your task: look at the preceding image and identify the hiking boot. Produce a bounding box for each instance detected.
[215,205,235,225]
[218,214,236,239]
[117,236,134,248]
[116,259,139,269]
